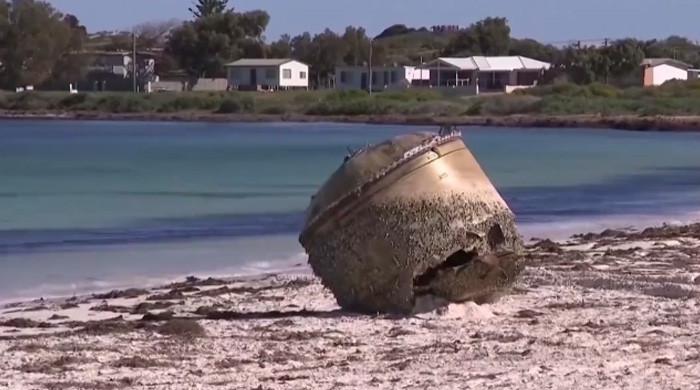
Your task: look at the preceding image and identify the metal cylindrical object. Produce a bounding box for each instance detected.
[300,130,523,314]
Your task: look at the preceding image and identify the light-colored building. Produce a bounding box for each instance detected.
[424,56,551,94]
[641,58,693,87]
[225,58,309,91]
[335,65,430,91]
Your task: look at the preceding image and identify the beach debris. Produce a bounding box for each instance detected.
[299,128,524,314]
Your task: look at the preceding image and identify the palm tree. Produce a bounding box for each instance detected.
[189,0,229,18]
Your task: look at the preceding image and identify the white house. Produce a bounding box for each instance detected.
[225,58,309,91]
[335,65,430,91]
[641,58,693,87]
[424,56,551,94]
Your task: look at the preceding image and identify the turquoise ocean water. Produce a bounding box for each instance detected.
[1,120,699,300]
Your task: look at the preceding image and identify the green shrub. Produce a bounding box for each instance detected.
[5,92,51,110]
[377,89,442,102]
[57,93,88,109]
[94,95,151,113]
[305,96,394,116]
[239,95,255,112]
[158,95,221,112]
[217,98,242,113]
[261,105,288,115]
[587,83,621,98]
[479,95,541,115]
[463,100,483,116]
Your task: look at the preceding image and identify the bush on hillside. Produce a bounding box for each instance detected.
[56,93,88,109]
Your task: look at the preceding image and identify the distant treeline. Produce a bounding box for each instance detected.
[2,0,700,90]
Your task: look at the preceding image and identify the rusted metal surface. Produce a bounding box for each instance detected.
[300,129,524,314]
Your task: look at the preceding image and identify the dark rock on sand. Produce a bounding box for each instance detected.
[141,311,175,322]
[93,288,149,300]
[0,318,54,329]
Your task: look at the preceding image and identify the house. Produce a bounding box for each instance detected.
[641,58,695,87]
[335,65,430,91]
[423,56,551,94]
[225,59,309,91]
[83,51,158,92]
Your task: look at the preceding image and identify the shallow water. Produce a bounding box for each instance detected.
[1,120,700,300]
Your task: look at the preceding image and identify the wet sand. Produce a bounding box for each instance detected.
[1,223,699,389]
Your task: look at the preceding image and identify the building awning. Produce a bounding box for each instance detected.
[426,56,551,71]
[225,58,307,67]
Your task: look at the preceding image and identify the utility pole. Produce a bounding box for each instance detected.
[368,38,373,96]
[10,0,19,22]
[132,31,137,93]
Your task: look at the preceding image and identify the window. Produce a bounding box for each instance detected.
[391,71,398,84]
[384,71,390,85]
[283,69,292,79]
[265,68,276,79]
[340,71,348,83]
[372,71,379,85]
[300,71,307,79]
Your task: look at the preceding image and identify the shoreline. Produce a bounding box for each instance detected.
[1,222,699,389]
[4,110,700,132]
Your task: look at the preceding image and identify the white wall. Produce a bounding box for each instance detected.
[227,61,309,89]
[279,61,309,88]
[652,64,688,86]
[336,66,422,90]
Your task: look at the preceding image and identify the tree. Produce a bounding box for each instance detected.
[0,0,79,88]
[509,38,560,63]
[443,17,511,56]
[342,26,371,66]
[290,32,314,63]
[269,34,292,58]
[45,13,89,88]
[133,19,181,48]
[189,0,228,18]
[310,29,344,85]
[603,39,644,80]
[166,8,270,78]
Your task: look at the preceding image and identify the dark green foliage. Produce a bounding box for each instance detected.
[166,8,270,77]
[189,0,229,18]
[443,17,511,56]
[478,95,541,115]
[57,93,88,109]
[217,98,241,113]
[1,92,53,110]
[216,95,254,113]
[0,0,86,89]
[93,95,151,113]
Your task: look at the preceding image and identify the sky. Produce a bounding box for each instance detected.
[46,0,700,44]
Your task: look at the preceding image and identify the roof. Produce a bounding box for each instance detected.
[225,58,305,67]
[430,56,551,71]
[641,58,691,69]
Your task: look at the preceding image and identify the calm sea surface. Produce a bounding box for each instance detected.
[2,120,700,300]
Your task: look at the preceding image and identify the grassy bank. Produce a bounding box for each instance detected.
[4,82,700,129]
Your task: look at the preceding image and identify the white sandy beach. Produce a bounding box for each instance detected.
[1,223,699,390]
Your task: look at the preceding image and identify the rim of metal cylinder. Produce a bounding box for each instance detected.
[300,131,464,244]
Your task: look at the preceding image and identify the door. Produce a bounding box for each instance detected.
[250,69,257,86]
